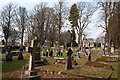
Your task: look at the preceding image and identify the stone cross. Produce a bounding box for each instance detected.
[28,38,39,71]
[66,48,73,70]
[23,37,41,79]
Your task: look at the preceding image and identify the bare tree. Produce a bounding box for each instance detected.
[8,29,20,44]
[60,31,71,48]
[76,2,97,51]
[98,2,118,48]
[15,6,28,48]
[0,3,16,48]
[33,3,48,45]
[45,8,58,47]
[54,0,68,47]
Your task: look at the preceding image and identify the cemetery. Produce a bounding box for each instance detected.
[0,1,120,80]
[1,37,119,79]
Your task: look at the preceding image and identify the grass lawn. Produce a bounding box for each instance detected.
[2,56,28,72]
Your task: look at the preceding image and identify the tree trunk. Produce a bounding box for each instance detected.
[71,27,74,48]
[78,33,80,48]
[80,33,83,51]
[21,25,24,48]
[5,38,8,49]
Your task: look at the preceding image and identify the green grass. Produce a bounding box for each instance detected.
[2,58,28,72]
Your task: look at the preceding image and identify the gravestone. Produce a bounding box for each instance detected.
[111,43,115,54]
[22,37,40,80]
[106,47,111,55]
[101,43,105,56]
[60,52,63,56]
[88,49,92,61]
[18,48,23,60]
[29,39,42,66]
[42,48,45,56]
[6,47,12,61]
[43,59,50,65]
[49,49,53,57]
[46,49,49,57]
[66,48,73,70]
[87,42,91,61]
[25,47,29,52]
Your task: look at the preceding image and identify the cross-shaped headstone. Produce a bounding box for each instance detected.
[28,37,40,70]
[22,37,41,79]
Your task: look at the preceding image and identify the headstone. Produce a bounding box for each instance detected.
[46,49,48,57]
[88,49,92,61]
[56,50,61,57]
[66,48,73,70]
[18,48,23,60]
[111,43,115,54]
[108,47,111,55]
[21,37,40,80]
[42,48,45,56]
[49,49,53,57]
[60,52,63,56]
[6,47,12,61]
[43,59,50,65]
[25,47,29,52]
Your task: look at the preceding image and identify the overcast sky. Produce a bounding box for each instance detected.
[0,0,111,42]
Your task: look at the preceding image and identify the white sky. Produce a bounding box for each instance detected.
[0,0,113,42]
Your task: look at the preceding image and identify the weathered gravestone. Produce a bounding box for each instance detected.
[22,38,41,80]
[66,48,73,70]
[28,38,43,67]
[6,47,12,61]
[18,48,23,60]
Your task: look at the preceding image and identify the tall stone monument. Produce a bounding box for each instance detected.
[66,48,73,70]
[22,37,41,80]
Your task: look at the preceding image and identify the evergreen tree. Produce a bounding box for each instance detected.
[69,4,79,48]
